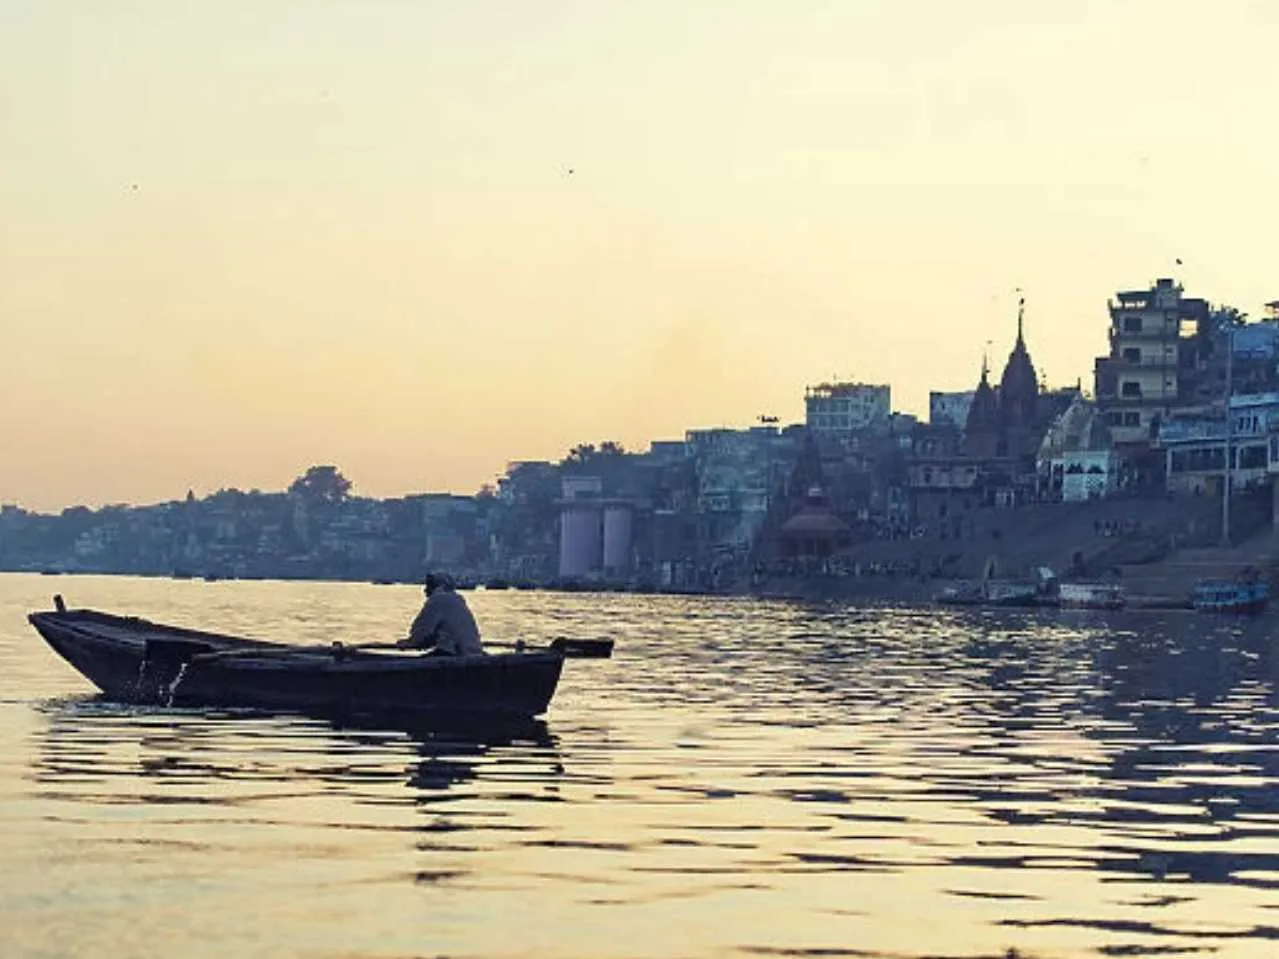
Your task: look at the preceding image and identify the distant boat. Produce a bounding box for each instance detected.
[936,579,1041,608]
[1192,579,1269,615]
[1055,582,1126,610]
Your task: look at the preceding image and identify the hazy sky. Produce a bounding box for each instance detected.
[3,1,1278,511]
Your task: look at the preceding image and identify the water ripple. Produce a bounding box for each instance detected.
[2,575,1278,957]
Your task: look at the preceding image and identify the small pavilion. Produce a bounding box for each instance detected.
[778,485,851,558]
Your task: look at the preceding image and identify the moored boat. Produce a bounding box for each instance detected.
[1055,582,1126,610]
[935,578,1043,608]
[1191,579,1270,615]
[26,597,605,721]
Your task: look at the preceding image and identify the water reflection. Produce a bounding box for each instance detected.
[7,579,1279,958]
[610,604,1279,955]
[30,696,564,810]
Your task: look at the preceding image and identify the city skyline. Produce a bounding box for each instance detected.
[4,2,1279,511]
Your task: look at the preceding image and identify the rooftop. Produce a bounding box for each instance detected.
[805,382,890,399]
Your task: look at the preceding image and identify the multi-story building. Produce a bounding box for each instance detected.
[681,426,801,572]
[1094,278,1210,447]
[1159,391,1279,495]
[804,382,891,438]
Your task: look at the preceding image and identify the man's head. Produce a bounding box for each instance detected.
[424,572,451,595]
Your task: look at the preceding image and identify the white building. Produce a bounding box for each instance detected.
[1037,395,1119,502]
[556,476,638,580]
[804,382,891,438]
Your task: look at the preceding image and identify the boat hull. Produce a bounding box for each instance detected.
[1055,583,1126,610]
[1191,581,1270,615]
[935,580,1042,608]
[28,608,564,720]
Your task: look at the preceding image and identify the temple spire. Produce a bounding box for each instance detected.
[1016,296,1026,347]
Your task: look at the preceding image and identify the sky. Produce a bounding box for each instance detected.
[2,1,1278,512]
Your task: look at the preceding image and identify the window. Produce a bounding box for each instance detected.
[1123,412,1140,427]
[1122,348,1141,363]
[1240,446,1267,470]
[1121,381,1142,398]
[1123,316,1142,333]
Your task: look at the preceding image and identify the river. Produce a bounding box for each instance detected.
[2,573,1277,958]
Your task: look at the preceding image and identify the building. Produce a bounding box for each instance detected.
[1159,392,1279,495]
[962,299,1061,464]
[929,390,974,429]
[908,299,1069,519]
[684,427,799,554]
[1094,278,1210,447]
[905,422,983,526]
[555,476,640,580]
[804,382,891,439]
[1037,395,1119,502]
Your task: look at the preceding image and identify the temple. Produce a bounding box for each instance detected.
[909,299,1076,523]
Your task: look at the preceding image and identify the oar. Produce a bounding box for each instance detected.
[547,637,614,658]
[333,638,614,659]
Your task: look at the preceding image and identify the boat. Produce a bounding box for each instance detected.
[936,579,1042,608]
[1191,579,1270,615]
[1054,582,1126,610]
[26,596,609,721]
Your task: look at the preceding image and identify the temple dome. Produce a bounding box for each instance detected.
[997,300,1038,409]
[999,338,1038,403]
[998,299,1039,429]
[965,362,1000,434]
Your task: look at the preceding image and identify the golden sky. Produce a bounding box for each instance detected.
[2,1,1278,511]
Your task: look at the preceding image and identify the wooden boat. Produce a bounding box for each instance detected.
[1054,582,1127,610]
[1191,579,1270,615]
[26,596,609,720]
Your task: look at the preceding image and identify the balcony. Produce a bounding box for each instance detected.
[1108,325,1179,344]
[1095,394,1166,408]
[1159,420,1227,444]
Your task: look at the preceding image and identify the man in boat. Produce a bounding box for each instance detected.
[398,572,484,655]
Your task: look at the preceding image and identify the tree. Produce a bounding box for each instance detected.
[288,465,353,504]
[563,443,597,466]
[563,441,626,467]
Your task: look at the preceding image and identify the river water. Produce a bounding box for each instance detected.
[1,573,1277,958]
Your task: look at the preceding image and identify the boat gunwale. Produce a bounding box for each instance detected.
[28,609,563,671]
